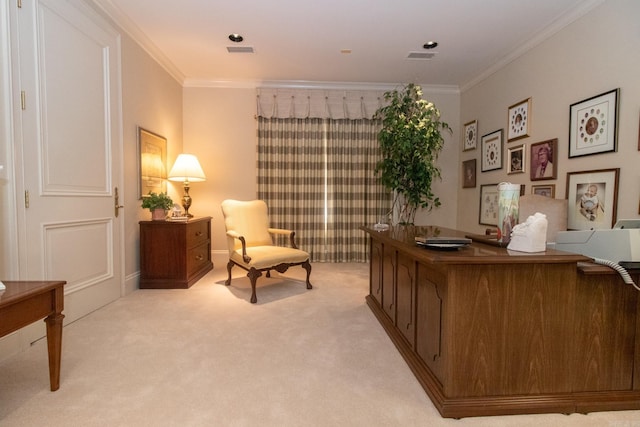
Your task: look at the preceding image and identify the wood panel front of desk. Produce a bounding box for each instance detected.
[363,226,640,418]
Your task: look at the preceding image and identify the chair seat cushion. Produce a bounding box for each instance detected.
[231,246,309,270]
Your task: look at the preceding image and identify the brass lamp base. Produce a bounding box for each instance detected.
[182,182,193,217]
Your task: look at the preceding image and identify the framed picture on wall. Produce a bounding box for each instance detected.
[479,183,499,226]
[532,184,555,198]
[463,120,477,151]
[462,159,476,188]
[530,138,557,181]
[507,98,531,142]
[569,88,619,158]
[137,127,167,198]
[566,168,619,230]
[507,144,525,174]
[481,129,503,172]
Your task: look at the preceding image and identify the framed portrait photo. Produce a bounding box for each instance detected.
[137,127,167,198]
[530,138,558,181]
[479,183,499,226]
[569,88,619,158]
[532,184,555,198]
[463,120,477,151]
[481,129,503,172]
[566,168,619,230]
[462,159,476,188]
[507,98,531,142]
[507,144,525,174]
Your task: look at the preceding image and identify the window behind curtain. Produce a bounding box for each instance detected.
[257,116,391,262]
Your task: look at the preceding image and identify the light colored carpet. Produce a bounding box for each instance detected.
[1,263,639,426]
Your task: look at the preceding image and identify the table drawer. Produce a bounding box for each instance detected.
[187,242,211,276]
[186,220,209,247]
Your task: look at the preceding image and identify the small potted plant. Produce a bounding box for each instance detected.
[141,191,174,220]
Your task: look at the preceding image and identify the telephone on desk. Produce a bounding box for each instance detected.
[549,219,640,289]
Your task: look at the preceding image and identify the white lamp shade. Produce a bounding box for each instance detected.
[168,154,206,182]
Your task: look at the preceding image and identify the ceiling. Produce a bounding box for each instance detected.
[91,0,603,90]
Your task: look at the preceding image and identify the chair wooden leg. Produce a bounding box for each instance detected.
[225,260,234,286]
[247,268,262,303]
[302,260,312,289]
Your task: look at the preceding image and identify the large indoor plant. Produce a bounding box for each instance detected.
[374,83,451,225]
[141,191,174,220]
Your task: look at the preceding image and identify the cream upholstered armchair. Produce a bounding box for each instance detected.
[221,199,312,303]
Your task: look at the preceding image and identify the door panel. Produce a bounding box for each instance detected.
[17,0,122,338]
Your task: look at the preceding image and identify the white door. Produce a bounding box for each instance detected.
[15,0,123,338]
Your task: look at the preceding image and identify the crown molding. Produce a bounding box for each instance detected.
[183,78,459,94]
[460,0,607,92]
[89,0,185,84]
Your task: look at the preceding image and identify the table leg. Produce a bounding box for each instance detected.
[45,313,65,391]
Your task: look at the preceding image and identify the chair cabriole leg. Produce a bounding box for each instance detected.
[225,261,234,286]
[247,268,262,303]
[302,260,312,289]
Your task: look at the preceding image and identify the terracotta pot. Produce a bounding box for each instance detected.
[151,208,166,221]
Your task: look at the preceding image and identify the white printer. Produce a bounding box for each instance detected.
[550,219,640,269]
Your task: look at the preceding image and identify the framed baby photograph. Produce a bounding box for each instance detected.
[530,139,557,181]
[566,168,619,230]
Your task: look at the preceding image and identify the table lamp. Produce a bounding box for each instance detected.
[168,154,206,217]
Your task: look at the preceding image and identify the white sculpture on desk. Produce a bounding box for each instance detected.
[0,280,5,295]
[507,212,548,253]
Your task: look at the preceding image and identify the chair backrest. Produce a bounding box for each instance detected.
[221,200,274,253]
[519,194,567,242]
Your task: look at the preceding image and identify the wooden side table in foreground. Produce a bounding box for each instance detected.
[0,280,66,391]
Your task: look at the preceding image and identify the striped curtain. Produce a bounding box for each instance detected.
[257,116,391,262]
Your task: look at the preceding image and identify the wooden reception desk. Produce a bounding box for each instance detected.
[361,225,640,418]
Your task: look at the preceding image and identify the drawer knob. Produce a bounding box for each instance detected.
[195,255,204,261]
[195,231,203,237]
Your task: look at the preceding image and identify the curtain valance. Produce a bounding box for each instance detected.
[256,87,388,120]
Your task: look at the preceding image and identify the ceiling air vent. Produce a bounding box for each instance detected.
[227,46,255,53]
[406,51,436,60]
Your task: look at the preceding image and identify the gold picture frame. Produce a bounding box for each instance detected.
[463,120,477,151]
[507,98,531,142]
[532,184,555,198]
[137,127,167,198]
[507,144,525,174]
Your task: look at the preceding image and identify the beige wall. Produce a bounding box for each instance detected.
[458,0,640,234]
[182,87,256,262]
[121,35,183,292]
[412,88,460,228]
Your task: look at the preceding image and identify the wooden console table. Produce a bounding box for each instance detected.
[361,225,640,418]
[0,280,66,391]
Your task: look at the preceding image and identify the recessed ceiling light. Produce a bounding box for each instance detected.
[229,33,244,43]
[423,41,438,49]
